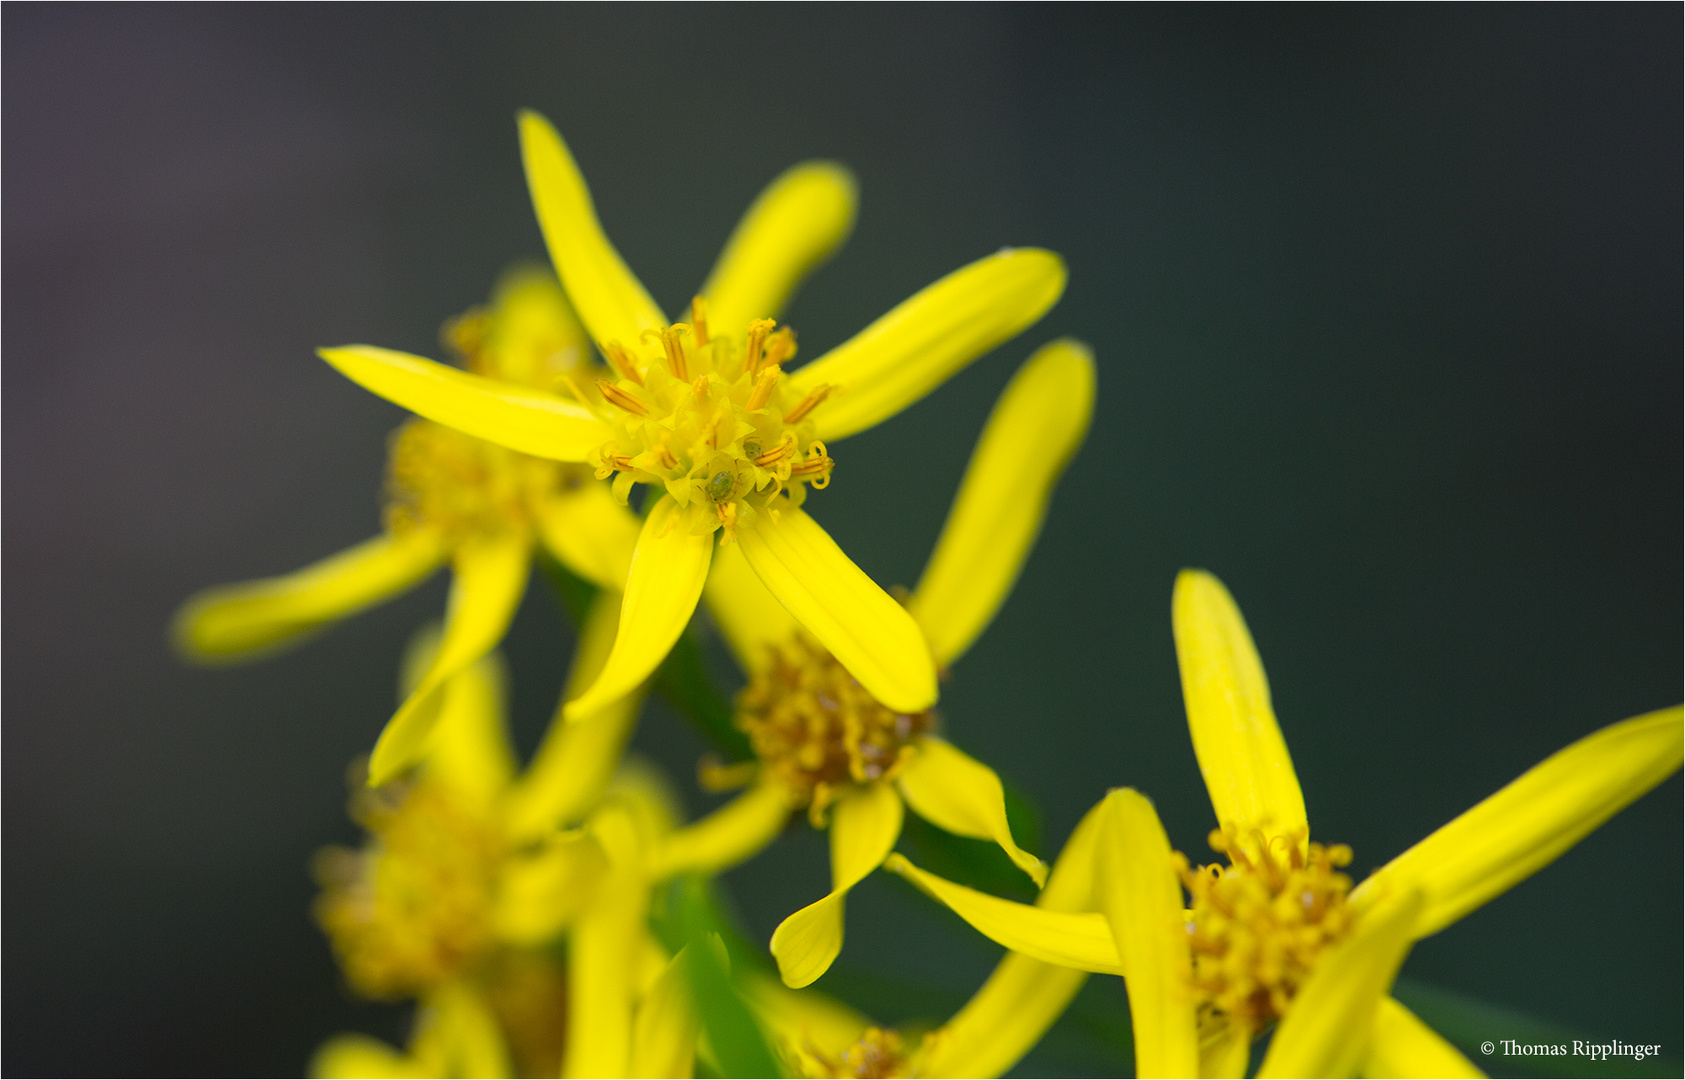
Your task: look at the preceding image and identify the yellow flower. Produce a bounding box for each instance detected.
[674,339,1095,990]
[316,109,1067,731]
[173,269,644,785]
[888,570,1683,1078]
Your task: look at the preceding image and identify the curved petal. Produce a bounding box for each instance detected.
[517,110,664,351]
[422,649,517,809]
[883,854,1122,975]
[896,737,1047,887]
[738,507,936,713]
[410,982,513,1080]
[649,778,793,879]
[787,248,1066,441]
[319,346,609,460]
[921,952,1088,1079]
[1200,1022,1253,1080]
[908,339,1095,666]
[1360,997,1485,1079]
[703,538,799,673]
[309,1035,423,1080]
[1257,889,1424,1080]
[494,831,609,945]
[565,811,649,1079]
[700,161,858,332]
[629,947,702,1080]
[368,533,530,786]
[172,531,445,662]
[1097,790,1199,1080]
[535,481,641,589]
[1351,705,1683,937]
[745,971,873,1064]
[564,496,713,721]
[1172,569,1307,861]
[771,782,903,988]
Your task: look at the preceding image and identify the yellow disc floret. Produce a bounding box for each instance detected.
[384,419,587,541]
[590,299,836,540]
[1175,828,1355,1032]
[803,1027,912,1079]
[734,631,934,825]
[312,773,504,999]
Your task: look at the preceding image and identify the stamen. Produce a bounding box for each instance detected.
[690,296,709,348]
[598,379,649,416]
[783,383,835,424]
[754,439,795,467]
[603,341,643,385]
[746,365,782,411]
[659,326,690,380]
[743,318,775,375]
[762,326,797,370]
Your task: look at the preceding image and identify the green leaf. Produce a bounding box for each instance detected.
[668,875,786,1078]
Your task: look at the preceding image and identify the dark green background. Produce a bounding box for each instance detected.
[5,6,1679,1075]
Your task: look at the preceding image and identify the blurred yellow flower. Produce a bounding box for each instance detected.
[173,269,643,785]
[317,109,1067,730]
[890,570,1683,1078]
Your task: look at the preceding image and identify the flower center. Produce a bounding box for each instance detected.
[589,299,836,540]
[312,774,504,998]
[384,418,586,540]
[733,631,934,825]
[807,1027,911,1079]
[1175,828,1354,1032]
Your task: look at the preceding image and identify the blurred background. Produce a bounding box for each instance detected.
[5,6,1679,1076]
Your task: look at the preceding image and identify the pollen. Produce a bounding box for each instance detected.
[1175,828,1355,1032]
[590,305,837,539]
[734,631,935,826]
[312,772,503,999]
[807,1027,911,1079]
[384,419,586,540]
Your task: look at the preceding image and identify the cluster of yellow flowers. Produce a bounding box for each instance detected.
[174,111,1681,1079]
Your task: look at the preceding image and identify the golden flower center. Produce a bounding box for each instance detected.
[735,631,934,825]
[384,418,585,540]
[312,775,504,998]
[808,1027,911,1079]
[591,303,836,539]
[1176,828,1354,1031]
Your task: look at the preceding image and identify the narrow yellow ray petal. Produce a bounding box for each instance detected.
[309,1035,423,1079]
[921,952,1088,1079]
[883,854,1123,975]
[700,161,858,332]
[1360,997,1485,1079]
[517,110,665,351]
[535,480,640,589]
[771,782,903,988]
[703,538,799,673]
[319,345,609,460]
[563,497,713,722]
[738,507,936,713]
[1097,789,1199,1080]
[565,810,648,1079]
[628,947,701,1080]
[896,736,1048,886]
[422,650,517,809]
[418,982,514,1080]
[1172,569,1307,859]
[494,831,609,945]
[649,778,794,879]
[1200,1021,1253,1079]
[787,248,1066,441]
[172,531,446,662]
[1257,889,1424,1080]
[908,339,1095,666]
[368,534,530,786]
[504,590,643,840]
[1352,706,1683,937]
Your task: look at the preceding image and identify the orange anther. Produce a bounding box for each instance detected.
[603,341,643,385]
[744,318,775,375]
[783,383,834,424]
[690,296,710,348]
[746,365,781,411]
[660,326,690,381]
[597,379,649,416]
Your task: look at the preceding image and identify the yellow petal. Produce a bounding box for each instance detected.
[480,264,590,388]
[412,982,513,1080]
[368,533,529,786]
[649,778,793,879]
[700,161,858,332]
[563,496,713,722]
[319,345,609,460]
[1352,705,1683,937]
[703,537,799,673]
[494,830,609,944]
[1097,789,1199,1080]
[771,782,903,988]
[628,946,701,1080]
[1200,1020,1253,1080]
[1172,569,1307,860]
[517,110,665,351]
[896,736,1047,887]
[309,1035,423,1080]
[1257,889,1424,1080]
[882,854,1122,975]
[920,953,1087,1079]
[1360,997,1485,1079]
[422,649,517,808]
[744,971,873,1063]
[787,248,1066,441]
[908,338,1095,666]
[738,507,936,713]
[564,813,649,1079]
[535,480,640,589]
[172,531,445,662]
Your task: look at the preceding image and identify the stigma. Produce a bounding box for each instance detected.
[733,631,934,826]
[1175,827,1355,1032]
[588,298,837,540]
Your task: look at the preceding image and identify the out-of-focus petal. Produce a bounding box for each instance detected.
[494,831,609,945]
[535,480,640,590]
[628,946,701,1079]
[1359,997,1485,1079]
[649,778,793,879]
[896,737,1047,886]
